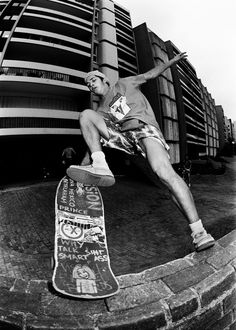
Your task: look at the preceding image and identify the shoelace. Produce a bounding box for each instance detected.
[191,230,207,242]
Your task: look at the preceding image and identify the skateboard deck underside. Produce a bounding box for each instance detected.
[52,176,119,299]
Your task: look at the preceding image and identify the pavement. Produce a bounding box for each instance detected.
[0,157,235,282]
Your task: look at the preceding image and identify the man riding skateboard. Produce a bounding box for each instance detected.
[67,52,215,252]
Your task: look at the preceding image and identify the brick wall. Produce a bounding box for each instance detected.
[0,230,235,329]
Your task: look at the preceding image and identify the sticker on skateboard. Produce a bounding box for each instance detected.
[52,176,119,299]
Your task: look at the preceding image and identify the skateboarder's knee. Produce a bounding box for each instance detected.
[80,109,102,126]
[80,109,93,121]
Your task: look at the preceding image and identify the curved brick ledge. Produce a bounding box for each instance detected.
[0,230,235,330]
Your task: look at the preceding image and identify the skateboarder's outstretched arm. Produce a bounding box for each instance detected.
[143,52,187,81]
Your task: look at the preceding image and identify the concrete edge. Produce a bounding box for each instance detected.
[0,229,235,330]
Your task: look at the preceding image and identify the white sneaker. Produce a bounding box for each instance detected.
[66,165,115,186]
[192,230,215,252]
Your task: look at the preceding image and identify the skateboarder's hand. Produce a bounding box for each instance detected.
[173,52,187,63]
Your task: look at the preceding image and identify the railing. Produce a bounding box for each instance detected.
[0,67,84,84]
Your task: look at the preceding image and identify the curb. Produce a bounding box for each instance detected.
[0,230,235,329]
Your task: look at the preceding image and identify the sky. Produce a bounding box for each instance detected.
[116,0,236,122]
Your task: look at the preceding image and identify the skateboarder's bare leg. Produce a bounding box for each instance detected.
[79,109,109,154]
[140,137,215,250]
[141,137,198,223]
[67,110,115,186]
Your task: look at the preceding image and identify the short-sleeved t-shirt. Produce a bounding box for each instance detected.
[97,74,160,130]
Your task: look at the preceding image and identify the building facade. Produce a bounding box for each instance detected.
[0,0,138,179]
[0,0,94,137]
[134,23,180,164]
[215,105,226,154]
[233,121,236,141]
[198,79,219,157]
[165,41,207,161]
[215,105,235,156]
[134,24,221,163]
[224,117,233,142]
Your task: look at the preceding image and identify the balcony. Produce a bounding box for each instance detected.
[0,67,89,99]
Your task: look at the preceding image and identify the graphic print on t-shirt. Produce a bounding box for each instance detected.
[109,93,131,121]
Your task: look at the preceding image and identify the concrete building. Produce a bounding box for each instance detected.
[133,23,180,164]
[224,116,234,156]
[0,0,138,179]
[134,24,211,163]
[165,41,207,161]
[224,116,233,142]
[233,121,236,141]
[198,80,219,157]
[215,105,226,154]
[215,105,235,156]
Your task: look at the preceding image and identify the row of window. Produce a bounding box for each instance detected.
[0,67,85,85]
[0,95,80,111]
[13,31,91,54]
[114,4,131,24]
[205,114,218,127]
[47,0,94,11]
[183,99,204,124]
[206,136,219,148]
[25,6,92,31]
[0,117,79,128]
[186,122,206,139]
[30,0,94,18]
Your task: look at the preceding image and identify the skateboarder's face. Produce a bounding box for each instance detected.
[86,76,108,96]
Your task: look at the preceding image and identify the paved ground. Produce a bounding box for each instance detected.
[0,157,235,282]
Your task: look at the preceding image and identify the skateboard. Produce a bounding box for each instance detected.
[52,176,119,299]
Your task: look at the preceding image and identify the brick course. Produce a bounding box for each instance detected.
[194,265,235,307]
[162,262,215,293]
[165,288,199,322]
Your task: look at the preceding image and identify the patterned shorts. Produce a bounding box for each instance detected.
[101,117,169,158]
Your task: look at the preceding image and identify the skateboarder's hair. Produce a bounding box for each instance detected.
[85,70,110,86]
